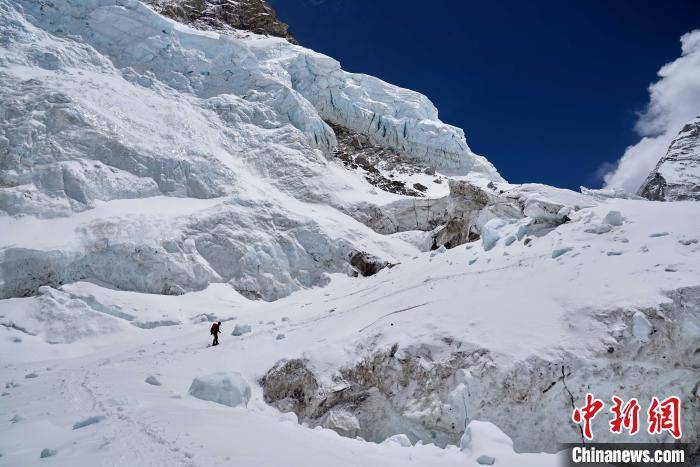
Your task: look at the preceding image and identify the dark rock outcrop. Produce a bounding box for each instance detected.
[330,122,443,197]
[147,0,297,43]
[638,116,700,201]
[260,359,319,414]
[348,250,388,277]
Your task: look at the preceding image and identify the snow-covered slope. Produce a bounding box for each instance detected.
[1,1,699,466]
[638,116,700,201]
[2,192,699,465]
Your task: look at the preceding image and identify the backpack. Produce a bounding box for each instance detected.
[210,323,219,335]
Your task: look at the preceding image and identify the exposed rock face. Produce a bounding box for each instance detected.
[260,286,700,453]
[260,359,319,414]
[348,251,388,277]
[330,122,436,197]
[638,116,700,201]
[147,0,296,43]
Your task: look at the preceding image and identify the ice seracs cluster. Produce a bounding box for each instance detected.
[0,0,498,302]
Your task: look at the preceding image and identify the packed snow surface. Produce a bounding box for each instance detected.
[2,193,699,465]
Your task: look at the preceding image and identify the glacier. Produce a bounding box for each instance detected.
[1,0,699,466]
[0,0,500,301]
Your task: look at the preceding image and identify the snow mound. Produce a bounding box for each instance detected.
[476,454,496,465]
[145,375,162,386]
[381,434,412,447]
[40,448,57,458]
[603,210,624,226]
[188,372,251,408]
[231,324,252,336]
[0,287,122,344]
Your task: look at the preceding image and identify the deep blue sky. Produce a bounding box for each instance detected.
[268,0,699,189]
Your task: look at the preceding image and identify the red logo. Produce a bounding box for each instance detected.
[571,395,682,440]
[572,393,605,440]
[647,396,682,439]
[609,396,640,435]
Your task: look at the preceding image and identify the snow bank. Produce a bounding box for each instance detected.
[0,287,122,344]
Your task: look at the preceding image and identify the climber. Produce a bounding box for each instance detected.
[210,321,221,346]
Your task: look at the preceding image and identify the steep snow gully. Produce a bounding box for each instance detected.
[1,0,699,465]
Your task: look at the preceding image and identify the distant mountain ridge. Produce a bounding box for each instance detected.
[638,116,700,201]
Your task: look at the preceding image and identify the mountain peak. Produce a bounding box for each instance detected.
[147,0,297,43]
[638,115,700,201]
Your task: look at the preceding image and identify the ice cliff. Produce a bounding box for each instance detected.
[0,0,497,300]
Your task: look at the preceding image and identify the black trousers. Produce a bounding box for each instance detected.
[212,333,219,345]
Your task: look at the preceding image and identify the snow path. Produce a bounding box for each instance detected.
[1,319,558,466]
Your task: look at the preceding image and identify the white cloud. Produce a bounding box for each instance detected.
[604,29,700,193]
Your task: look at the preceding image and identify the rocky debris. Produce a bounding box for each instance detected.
[276,333,286,340]
[638,116,700,201]
[145,375,162,386]
[259,287,700,452]
[231,324,252,336]
[348,251,388,277]
[147,0,296,43]
[261,345,488,447]
[188,372,251,408]
[329,123,432,197]
[413,183,428,193]
[260,359,319,415]
[24,372,38,379]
